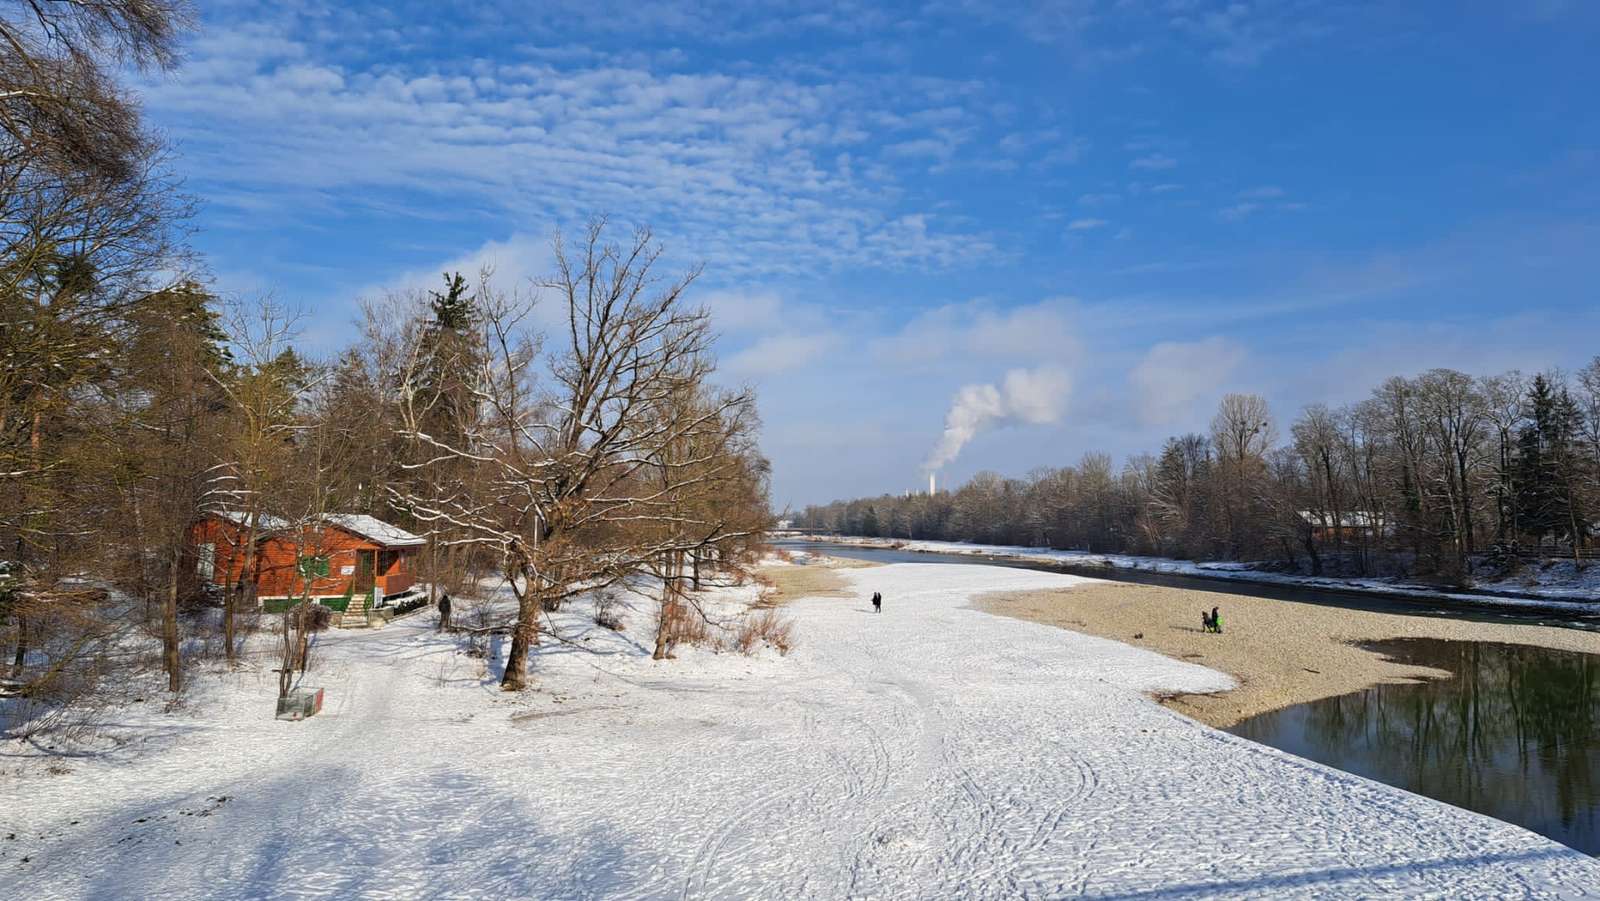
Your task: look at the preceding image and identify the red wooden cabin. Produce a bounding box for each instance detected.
[188,511,426,603]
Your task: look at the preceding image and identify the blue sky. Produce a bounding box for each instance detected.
[139,1,1600,509]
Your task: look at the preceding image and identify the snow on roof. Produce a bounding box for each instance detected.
[324,514,427,547]
[1297,510,1384,528]
[211,510,290,531]
[207,511,426,547]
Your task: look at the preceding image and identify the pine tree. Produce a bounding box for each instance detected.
[398,272,487,599]
[1514,374,1585,549]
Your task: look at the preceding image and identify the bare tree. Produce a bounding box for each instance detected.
[1416,369,1488,577]
[207,301,305,662]
[391,220,762,689]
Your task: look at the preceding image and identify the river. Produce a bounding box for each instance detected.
[780,538,1600,855]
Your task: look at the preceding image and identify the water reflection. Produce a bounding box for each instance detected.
[1231,639,1600,854]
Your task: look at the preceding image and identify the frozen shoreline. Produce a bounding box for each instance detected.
[798,535,1600,613]
[5,563,1599,897]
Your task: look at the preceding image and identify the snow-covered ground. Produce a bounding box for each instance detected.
[6,563,1600,899]
[806,536,1600,613]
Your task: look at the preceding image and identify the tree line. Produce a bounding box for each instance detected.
[1,2,770,712]
[798,363,1600,582]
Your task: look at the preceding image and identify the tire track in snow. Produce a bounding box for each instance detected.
[679,696,896,900]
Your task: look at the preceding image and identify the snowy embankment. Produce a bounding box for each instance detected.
[6,564,1600,898]
[808,535,1600,613]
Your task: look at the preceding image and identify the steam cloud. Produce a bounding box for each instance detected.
[925,366,1072,471]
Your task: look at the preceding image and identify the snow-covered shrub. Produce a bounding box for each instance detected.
[731,609,796,656]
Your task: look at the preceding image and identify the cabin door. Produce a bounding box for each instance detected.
[354,550,377,595]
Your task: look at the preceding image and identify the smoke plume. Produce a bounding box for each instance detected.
[925,366,1071,471]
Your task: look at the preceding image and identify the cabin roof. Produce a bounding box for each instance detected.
[324,514,427,548]
[205,511,426,548]
[1296,510,1384,528]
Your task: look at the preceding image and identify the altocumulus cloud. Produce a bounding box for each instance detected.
[139,9,1011,282]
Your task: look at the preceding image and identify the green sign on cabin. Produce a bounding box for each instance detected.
[297,555,330,578]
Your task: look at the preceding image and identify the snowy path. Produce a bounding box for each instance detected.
[7,563,1600,899]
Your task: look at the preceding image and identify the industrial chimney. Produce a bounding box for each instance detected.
[928,471,936,495]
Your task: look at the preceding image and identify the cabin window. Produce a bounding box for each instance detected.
[197,543,216,580]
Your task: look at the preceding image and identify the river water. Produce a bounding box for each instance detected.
[1232,639,1600,855]
[780,539,1600,854]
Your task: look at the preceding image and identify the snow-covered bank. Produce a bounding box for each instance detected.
[6,564,1599,898]
[804,535,1600,613]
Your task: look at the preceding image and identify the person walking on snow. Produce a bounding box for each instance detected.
[872,591,882,614]
[438,592,453,632]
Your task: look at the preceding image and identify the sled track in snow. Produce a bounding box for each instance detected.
[680,701,897,900]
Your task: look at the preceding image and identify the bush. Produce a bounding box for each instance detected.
[730,609,796,656]
[593,590,624,631]
[669,606,713,648]
[388,595,429,616]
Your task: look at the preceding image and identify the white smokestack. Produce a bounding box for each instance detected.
[925,366,1072,471]
[929,471,936,495]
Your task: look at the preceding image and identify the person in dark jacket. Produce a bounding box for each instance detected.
[872,591,882,614]
[438,592,453,632]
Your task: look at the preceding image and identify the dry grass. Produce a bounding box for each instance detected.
[730,608,797,656]
[670,606,714,648]
[754,556,879,607]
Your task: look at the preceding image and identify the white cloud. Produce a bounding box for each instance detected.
[1068,217,1109,230]
[1218,186,1302,221]
[1130,153,1177,170]
[1239,185,1286,200]
[725,332,837,377]
[699,289,787,334]
[1217,202,1261,222]
[873,297,1080,367]
[358,232,555,301]
[1128,337,1247,427]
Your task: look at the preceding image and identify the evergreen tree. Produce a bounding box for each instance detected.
[411,272,483,447]
[1514,375,1586,548]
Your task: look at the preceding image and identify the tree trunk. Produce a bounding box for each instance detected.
[222,589,235,664]
[224,516,261,665]
[654,551,682,661]
[501,606,537,690]
[278,608,294,699]
[1303,530,1322,576]
[165,544,182,693]
[653,583,677,661]
[501,561,540,690]
[10,615,27,679]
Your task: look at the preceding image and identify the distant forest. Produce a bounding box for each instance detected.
[797,362,1600,581]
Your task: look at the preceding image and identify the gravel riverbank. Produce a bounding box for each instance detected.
[975,579,1600,729]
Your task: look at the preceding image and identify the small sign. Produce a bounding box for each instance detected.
[340,565,355,576]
